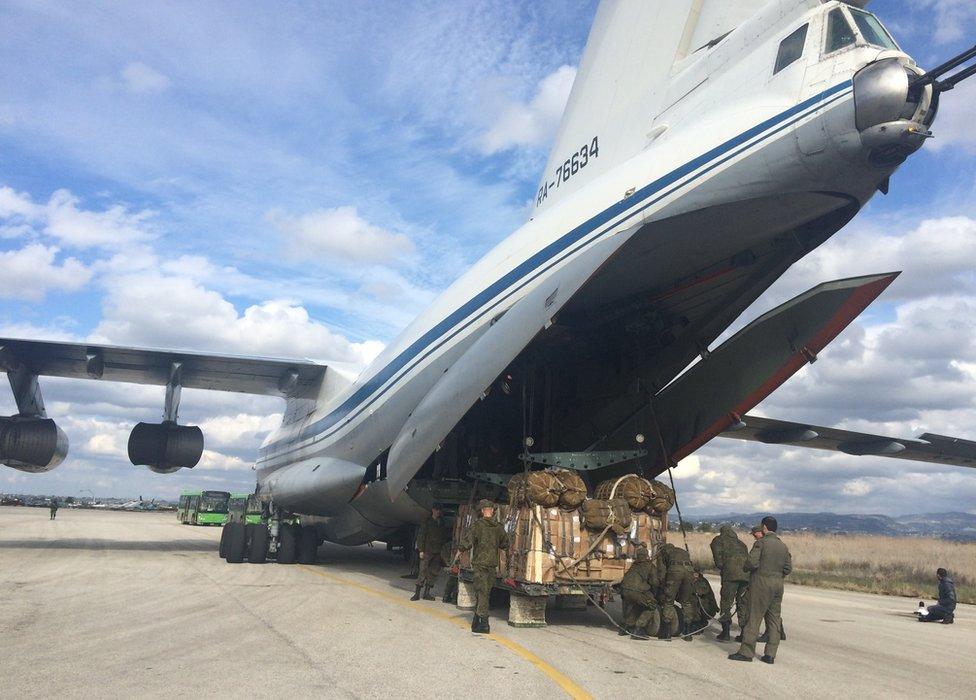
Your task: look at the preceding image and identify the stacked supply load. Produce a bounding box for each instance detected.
[453,471,668,588]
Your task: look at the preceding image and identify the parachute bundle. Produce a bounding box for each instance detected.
[552,468,587,509]
[649,479,675,514]
[580,498,632,535]
[595,474,654,511]
[506,471,562,508]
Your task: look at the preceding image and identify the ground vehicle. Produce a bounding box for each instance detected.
[179,490,230,525]
[177,491,201,523]
[227,493,263,525]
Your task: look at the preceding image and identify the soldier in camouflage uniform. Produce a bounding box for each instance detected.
[458,499,510,634]
[618,544,661,639]
[411,504,449,601]
[687,568,718,634]
[656,542,695,641]
[729,516,792,664]
[710,524,750,641]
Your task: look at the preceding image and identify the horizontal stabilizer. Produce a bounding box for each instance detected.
[643,273,898,473]
[722,415,976,469]
[0,338,328,398]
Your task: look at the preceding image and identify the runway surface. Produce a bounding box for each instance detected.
[0,507,972,698]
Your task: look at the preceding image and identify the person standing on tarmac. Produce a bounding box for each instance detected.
[458,499,509,634]
[657,542,695,641]
[729,516,792,664]
[710,524,749,641]
[618,544,662,640]
[411,504,449,601]
[49,498,59,520]
[746,524,787,643]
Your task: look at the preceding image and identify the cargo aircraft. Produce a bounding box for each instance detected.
[3,1,976,561]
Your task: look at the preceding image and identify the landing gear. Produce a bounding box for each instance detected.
[224,522,247,563]
[247,522,269,563]
[297,525,318,564]
[218,523,231,558]
[277,523,298,564]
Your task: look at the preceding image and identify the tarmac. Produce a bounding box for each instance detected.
[0,506,972,699]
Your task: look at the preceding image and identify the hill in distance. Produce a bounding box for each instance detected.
[685,511,976,541]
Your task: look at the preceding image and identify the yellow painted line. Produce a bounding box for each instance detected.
[299,565,592,700]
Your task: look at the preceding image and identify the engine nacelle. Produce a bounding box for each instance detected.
[127,421,204,474]
[0,416,69,473]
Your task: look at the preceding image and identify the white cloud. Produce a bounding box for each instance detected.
[267,206,414,265]
[0,186,154,249]
[478,65,576,155]
[121,62,171,94]
[92,271,380,366]
[928,81,976,154]
[917,0,976,46]
[0,244,91,300]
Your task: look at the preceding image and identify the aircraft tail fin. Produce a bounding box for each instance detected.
[533,0,764,214]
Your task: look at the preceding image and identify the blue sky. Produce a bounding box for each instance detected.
[1,1,976,513]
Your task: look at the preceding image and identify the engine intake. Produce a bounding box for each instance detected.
[127,421,204,474]
[0,416,69,473]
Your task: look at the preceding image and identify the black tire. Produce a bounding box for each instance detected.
[225,522,247,564]
[277,523,298,564]
[248,524,270,564]
[297,525,318,564]
[218,523,231,558]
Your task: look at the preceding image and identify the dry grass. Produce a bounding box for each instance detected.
[677,530,976,605]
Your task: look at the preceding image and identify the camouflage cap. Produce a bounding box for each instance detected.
[751,523,764,534]
[477,499,495,510]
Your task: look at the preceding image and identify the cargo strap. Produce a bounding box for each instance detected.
[646,399,691,557]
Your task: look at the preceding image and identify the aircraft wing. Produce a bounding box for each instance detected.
[0,337,327,398]
[720,415,976,469]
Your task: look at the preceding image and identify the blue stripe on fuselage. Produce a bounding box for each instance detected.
[263,81,854,458]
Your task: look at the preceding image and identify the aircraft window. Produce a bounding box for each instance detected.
[825,8,856,53]
[849,8,898,50]
[774,24,808,74]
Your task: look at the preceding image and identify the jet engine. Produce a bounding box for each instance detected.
[127,421,204,474]
[0,416,69,473]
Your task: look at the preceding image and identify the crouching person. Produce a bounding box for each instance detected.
[618,544,661,640]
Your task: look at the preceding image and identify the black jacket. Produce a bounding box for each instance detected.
[938,577,957,611]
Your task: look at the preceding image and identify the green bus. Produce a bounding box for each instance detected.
[177,491,201,523]
[227,493,264,525]
[178,490,231,525]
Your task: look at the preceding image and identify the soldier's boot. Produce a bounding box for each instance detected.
[944,614,954,624]
[734,632,743,642]
[728,653,753,663]
[422,584,436,601]
[681,621,694,642]
[659,621,672,642]
[717,620,731,641]
[618,626,631,636]
[477,616,491,634]
[410,585,422,601]
[757,630,769,643]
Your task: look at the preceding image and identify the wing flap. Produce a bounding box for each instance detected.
[0,338,327,398]
[723,416,976,469]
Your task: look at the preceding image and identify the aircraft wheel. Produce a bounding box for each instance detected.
[218,523,231,558]
[297,525,318,564]
[225,522,247,564]
[248,524,269,564]
[277,524,298,564]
